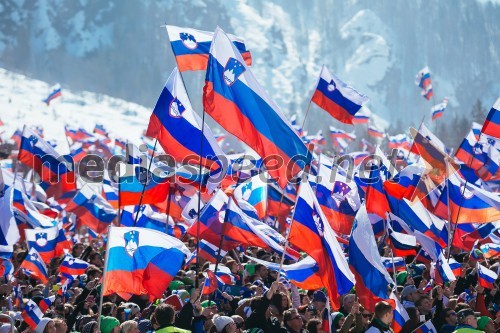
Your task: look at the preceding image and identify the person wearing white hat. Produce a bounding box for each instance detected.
[212,315,236,333]
[36,318,55,333]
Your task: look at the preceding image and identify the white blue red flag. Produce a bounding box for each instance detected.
[477,262,498,289]
[20,247,48,284]
[349,205,393,312]
[65,184,116,233]
[233,173,267,220]
[415,66,433,100]
[312,65,369,124]
[431,98,448,121]
[103,226,190,299]
[43,84,62,105]
[146,68,226,192]
[166,25,251,72]
[25,226,59,264]
[203,27,311,188]
[481,98,500,139]
[0,187,20,246]
[21,300,44,329]
[288,181,355,309]
[390,292,409,333]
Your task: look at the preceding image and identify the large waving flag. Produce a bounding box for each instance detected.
[481,98,500,138]
[225,198,299,260]
[434,172,500,224]
[25,227,59,264]
[480,243,500,259]
[477,263,498,289]
[20,248,48,284]
[166,25,251,72]
[103,226,190,299]
[349,205,393,312]
[18,126,76,195]
[232,173,267,220]
[288,182,355,309]
[431,98,448,121]
[146,68,226,192]
[65,184,116,233]
[415,66,433,100]
[203,27,311,188]
[311,65,369,124]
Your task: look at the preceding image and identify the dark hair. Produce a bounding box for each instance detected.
[283,308,299,324]
[153,304,175,327]
[102,302,116,316]
[85,265,102,279]
[415,295,431,308]
[306,319,322,333]
[271,292,290,316]
[374,301,393,319]
[406,307,419,322]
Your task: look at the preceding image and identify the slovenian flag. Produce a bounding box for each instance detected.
[368,126,385,138]
[43,84,62,105]
[480,243,500,259]
[59,254,89,277]
[233,173,268,220]
[166,25,251,72]
[21,300,44,329]
[481,98,500,139]
[477,263,498,289]
[431,98,448,121]
[103,226,190,299]
[25,226,59,264]
[390,292,409,333]
[349,205,393,312]
[146,68,226,192]
[203,27,311,188]
[65,184,116,233]
[20,248,49,284]
[288,182,355,309]
[38,295,55,313]
[415,66,433,100]
[312,65,369,124]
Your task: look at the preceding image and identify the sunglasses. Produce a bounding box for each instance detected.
[447,312,457,317]
[362,313,372,318]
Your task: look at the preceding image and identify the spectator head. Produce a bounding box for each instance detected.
[406,307,420,322]
[359,305,372,326]
[81,321,97,333]
[36,318,55,333]
[457,309,478,328]
[85,265,102,280]
[212,315,236,333]
[53,318,67,333]
[401,285,420,302]
[151,304,175,329]
[477,316,495,333]
[88,252,104,267]
[443,308,458,326]
[343,294,356,313]
[312,290,327,312]
[102,302,117,317]
[137,320,152,333]
[306,318,322,333]
[374,301,394,326]
[283,309,303,332]
[231,315,244,331]
[254,264,268,280]
[120,320,139,333]
[415,295,433,315]
[331,312,345,329]
[100,316,120,333]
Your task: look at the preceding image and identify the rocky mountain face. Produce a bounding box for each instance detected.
[1,0,499,132]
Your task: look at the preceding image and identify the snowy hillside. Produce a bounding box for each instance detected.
[0,68,151,150]
[0,0,499,132]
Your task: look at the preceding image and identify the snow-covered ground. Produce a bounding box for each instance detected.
[0,68,151,152]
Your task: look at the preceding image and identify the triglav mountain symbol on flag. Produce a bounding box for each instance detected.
[223,57,245,86]
[124,230,139,256]
[35,232,48,247]
[312,209,324,237]
[180,32,198,49]
[327,80,336,92]
[169,97,185,118]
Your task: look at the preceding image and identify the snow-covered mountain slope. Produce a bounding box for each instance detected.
[0,0,499,133]
[0,68,150,149]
